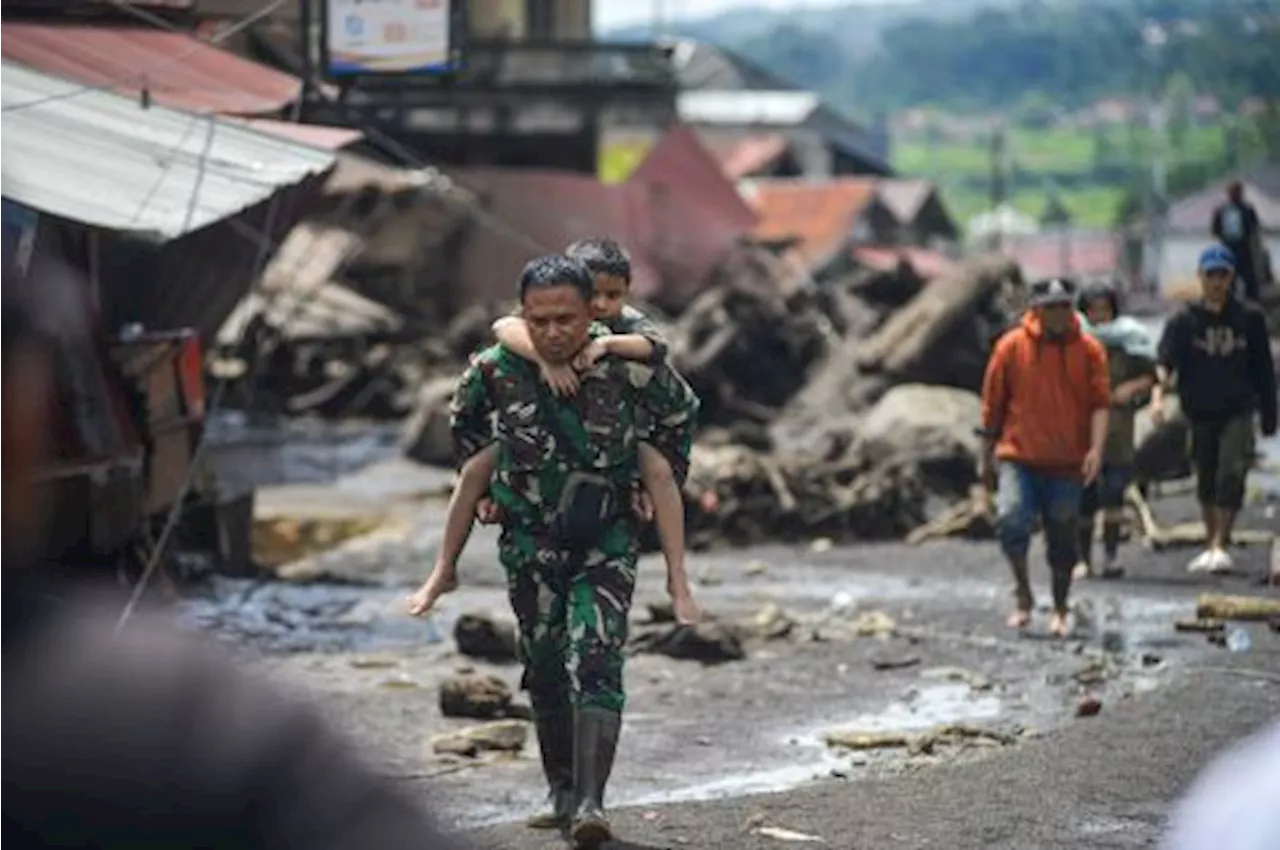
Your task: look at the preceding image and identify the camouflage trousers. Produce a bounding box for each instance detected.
[499,521,638,714]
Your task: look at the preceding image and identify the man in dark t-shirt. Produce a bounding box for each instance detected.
[1211,180,1264,301]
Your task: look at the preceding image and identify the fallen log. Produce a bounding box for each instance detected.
[1195,594,1280,622]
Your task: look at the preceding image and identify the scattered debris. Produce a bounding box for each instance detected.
[870,653,922,672]
[825,722,1018,754]
[1174,617,1226,634]
[252,514,386,570]
[919,666,994,691]
[1076,695,1103,718]
[400,376,460,466]
[1195,594,1280,622]
[632,621,747,663]
[850,610,897,637]
[454,613,519,662]
[429,720,528,757]
[751,825,826,843]
[439,674,515,720]
[751,603,798,640]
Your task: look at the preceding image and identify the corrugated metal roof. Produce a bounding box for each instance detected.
[678,91,819,126]
[745,178,880,270]
[1,62,336,240]
[1,22,300,115]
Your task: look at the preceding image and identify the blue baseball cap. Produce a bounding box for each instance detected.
[1198,245,1235,273]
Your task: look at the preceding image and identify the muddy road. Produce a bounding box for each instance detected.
[193,429,1280,835]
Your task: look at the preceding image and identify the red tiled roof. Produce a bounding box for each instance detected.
[2,22,300,115]
[1007,231,1124,281]
[853,245,957,281]
[713,134,789,180]
[450,127,758,311]
[748,178,879,269]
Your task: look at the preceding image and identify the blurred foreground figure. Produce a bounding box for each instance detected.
[1161,720,1280,850]
[2,253,464,850]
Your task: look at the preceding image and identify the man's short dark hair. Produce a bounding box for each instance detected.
[516,253,594,303]
[564,237,631,283]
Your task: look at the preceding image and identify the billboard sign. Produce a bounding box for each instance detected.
[323,0,458,76]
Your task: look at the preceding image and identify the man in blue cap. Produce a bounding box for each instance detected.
[1151,244,1277,573]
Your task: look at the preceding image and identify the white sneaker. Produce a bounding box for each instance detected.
[1208,548,1235,574]
[1187,549,1216,573]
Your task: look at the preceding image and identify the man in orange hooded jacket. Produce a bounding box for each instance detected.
[980,277,1111,637]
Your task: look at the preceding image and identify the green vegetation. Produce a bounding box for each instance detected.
[644,0,1280,231]
[894,116,1276,229]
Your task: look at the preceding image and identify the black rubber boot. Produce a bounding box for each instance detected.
[525,710,575,829]
[570,706,622,849]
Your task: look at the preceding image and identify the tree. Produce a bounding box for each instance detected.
[1164,71,1196,152]
[1015,91,1058,129]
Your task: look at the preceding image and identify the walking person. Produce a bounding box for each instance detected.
[3,252,464,850]
[440,254,699,847]
[979,277,1111,637]
[1211,180,1265,301]
[1151,245,1277,573]
[1074,281,1158,579]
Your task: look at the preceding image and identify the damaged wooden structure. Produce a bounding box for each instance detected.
[1,60,339,570]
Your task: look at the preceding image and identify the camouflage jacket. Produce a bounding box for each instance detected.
[605,305,668,351]
[450,343,700,534]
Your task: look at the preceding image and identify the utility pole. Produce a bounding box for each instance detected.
[989,121,1008,251]
[299,0,314,114]
[1149,97,1168,298]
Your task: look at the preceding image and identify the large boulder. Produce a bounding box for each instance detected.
[401,376,458,466]
[860,384,983,489]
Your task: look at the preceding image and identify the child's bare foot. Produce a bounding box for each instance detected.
[1006,608,1032,629]
[1047,610,1071,638]
[407,567,458,617]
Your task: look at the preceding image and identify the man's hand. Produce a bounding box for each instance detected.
[407,563,459,618]
[475,497,500,525]
[1081,448,1102,485]
[540,362,579,397]
[631,489,655,522]
[572,338,609,372]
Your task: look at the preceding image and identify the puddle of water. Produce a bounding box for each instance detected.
[625,683,1004,809]
[819,683,1004,734]
[204,411,398,495]
[1083,595,1198,654]
[627,761,841,808]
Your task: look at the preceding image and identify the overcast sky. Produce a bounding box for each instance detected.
[592,0,917,33]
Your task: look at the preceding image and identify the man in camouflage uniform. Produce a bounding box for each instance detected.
[449,254,699,848]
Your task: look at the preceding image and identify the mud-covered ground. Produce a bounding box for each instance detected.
[194,428,1280,843]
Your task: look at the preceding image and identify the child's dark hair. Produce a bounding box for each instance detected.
[516,253,594,303]
[564,237,631,283]
[1076,279,1121,317]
